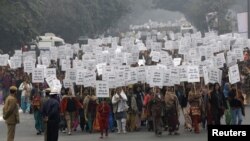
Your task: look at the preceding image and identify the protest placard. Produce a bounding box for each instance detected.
[150,69,163,87]
[170,67,180,85]
[32,68,44,83]
[76,69,85,85]
[63,79,73,88]
[229,64,240,84]
[66,69,77,83]
[187,66,200,83]
[24,60,35,74]
[179,66,188,82]
[96,81,109,98]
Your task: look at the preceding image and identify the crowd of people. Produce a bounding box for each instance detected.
[1,64,248,141]
[1,29,250,141]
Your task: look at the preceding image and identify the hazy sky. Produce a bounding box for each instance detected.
[116,0,183,30]
[116,0,247,31]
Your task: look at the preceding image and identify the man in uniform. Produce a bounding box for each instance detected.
[42,89,60,141]
[3,86,20,141]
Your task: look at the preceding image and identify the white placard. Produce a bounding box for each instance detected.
[24,60,35,74]
[209,68,222,84]
[233,48,244,62]
[0,54,9,66]
[137,66,146,82]
[61,59,71,71]
[128,67,138,85]
[173,58,182,67]
[115,70,125,87]
[150,69,163,88]
[76,69,85,85]
[214,53,225,68]
[203,66,209,85]
[45,68,56,78]
[9,56,22,69]
[163,70,173,86]
[164,41,174,50]
[187,66,200,83]
[170,67,180,85]
[66,69,77,83]
[32,68,44,83]
[52,79,62,93]
[226,51,236,67]
[46,76,56,88]
[96,81,109,98]
[229,64,240,84]
[179,66,188,82]
[41,57,50,67]
[84,70,96,87]
[150,51,161,62]
[63,79,73,88]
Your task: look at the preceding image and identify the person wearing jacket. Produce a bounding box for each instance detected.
[210,83,225,125]
[97,98,111,138]
[18,78,32,113]
[165,87,180,135]
[42,89,60,141]
[188,84,202,134]
[149,87,164,136]
[112,87,128,134]
[60,88,82,135]
[3,86,20,141]
[229,85,245,125]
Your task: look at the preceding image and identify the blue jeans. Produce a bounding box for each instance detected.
[231,108,243,125]
[21,96,30,113]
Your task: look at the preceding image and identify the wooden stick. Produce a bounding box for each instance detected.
[194,83,196,95]
[182,83,186,97]
[90,87,91,96]
[80,85,83,97]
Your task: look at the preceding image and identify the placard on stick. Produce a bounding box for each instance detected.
[32,68,44,83]
[96,81,109,98]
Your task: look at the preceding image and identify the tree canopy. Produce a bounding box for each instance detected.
[0,0,129,53]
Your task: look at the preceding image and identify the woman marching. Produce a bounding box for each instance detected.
[97,98,111,139]
[188,83,202,134]
[19,77,32,113]
[165,86,180,135]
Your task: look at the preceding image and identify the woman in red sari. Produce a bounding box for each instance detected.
[97,98,111,139]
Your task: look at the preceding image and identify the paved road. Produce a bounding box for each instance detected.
[0,105,249,141]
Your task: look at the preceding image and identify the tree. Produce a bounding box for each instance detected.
[0,0,44,52]
[0,0,130,53]
[42,0,130,43]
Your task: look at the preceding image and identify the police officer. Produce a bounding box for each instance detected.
[42,89,60,141]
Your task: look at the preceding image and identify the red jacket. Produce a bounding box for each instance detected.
[97,102,110,118]
[60,96,82,113]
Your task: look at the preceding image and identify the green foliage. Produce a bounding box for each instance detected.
[153,0,235,34]
[0,0,129,53]
[0,0,44,52]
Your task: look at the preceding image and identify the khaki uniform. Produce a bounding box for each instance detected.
[3,95,19,141]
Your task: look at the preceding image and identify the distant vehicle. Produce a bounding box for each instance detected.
[78,36,88,46]
[35,33,65,50]
[180,24,194,34]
